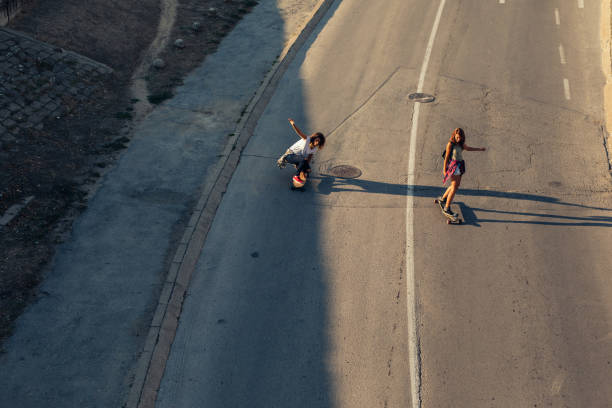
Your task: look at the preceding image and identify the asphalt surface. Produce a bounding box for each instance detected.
[417,1,612,406]
[1,0,612,407]
[157,0,612,407]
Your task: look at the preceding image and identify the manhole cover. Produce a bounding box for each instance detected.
[408,93,435,103]
[328,165,362,179]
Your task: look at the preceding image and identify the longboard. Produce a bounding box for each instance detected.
[290,174,307,191]
[434,199,462,224]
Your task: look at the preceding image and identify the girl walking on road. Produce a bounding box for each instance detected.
[439,128,486,217]
[277,118,326,184]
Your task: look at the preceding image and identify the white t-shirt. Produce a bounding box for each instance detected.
[289,136,318,157]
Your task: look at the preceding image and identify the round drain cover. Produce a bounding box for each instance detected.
[329,165,362,179]
[408,93,435,103]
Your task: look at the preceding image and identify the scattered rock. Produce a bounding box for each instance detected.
[191,21,201,32]
[173,39,185,49]
[152,58,166,69]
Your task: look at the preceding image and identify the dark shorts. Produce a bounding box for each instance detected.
[285,154,311,176]
[455,160,466,175]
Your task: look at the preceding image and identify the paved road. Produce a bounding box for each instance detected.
[157,0,612,407]
[418,1,612,407]
[2,0,608,407]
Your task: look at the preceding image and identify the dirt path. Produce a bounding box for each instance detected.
[131,0,178,120]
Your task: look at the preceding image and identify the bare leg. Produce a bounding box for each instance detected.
[441,185,451,201]
[444,175,461,209]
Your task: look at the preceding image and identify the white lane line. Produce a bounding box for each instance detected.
[577,0,584,8]
[558,44,566,64]
[499,0,505,4]
[416,3,445,92]
[563,78,571,100]
[407,0,446,407]
[554,8,560,25]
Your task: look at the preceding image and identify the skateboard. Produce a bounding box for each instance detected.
[290,174,307,191]
[434,199,462,224]
[278,157,309,191]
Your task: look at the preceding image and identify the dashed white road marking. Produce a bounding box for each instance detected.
[563,78,571,100]
[578,0,584,8]
[554,8,560,25]
[551,372,567,395]
[499,0,505,4]
[558,44,566,64]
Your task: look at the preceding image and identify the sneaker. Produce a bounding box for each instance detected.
[443,207,457,218]
[292,175,305,186]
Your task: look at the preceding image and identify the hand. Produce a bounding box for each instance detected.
[288,118,295,126]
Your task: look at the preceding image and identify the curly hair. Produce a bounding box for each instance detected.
[311,132,326,149]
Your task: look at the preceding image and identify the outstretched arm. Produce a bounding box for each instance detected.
[288,118,308,140]
[464,144,486,152]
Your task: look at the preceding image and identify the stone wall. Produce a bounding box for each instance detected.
[0,28,113,143]
[0,0,23,26]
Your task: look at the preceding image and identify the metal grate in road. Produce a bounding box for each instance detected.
[328,165,362,179]
[408,93,435,103]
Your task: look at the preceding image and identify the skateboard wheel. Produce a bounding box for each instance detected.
[446,220,451,224]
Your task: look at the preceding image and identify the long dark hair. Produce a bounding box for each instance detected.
[449,128,465,148]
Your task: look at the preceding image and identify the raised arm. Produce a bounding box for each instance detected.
[288,118,308,140]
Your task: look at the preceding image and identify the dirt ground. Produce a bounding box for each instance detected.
[0,0,258,346]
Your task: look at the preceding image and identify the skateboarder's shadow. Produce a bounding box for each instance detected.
[315,174,408,196]
[314,175,612,227]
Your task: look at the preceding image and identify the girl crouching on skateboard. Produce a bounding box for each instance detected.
[277,118,326,185]
[439,128,486,217]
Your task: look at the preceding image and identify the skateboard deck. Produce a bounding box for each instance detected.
[434,199,462,224]
[279,158,308,191]
[290,174,307,191]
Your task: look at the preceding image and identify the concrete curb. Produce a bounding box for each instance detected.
[124,1,337,407]
[601,0,612,172]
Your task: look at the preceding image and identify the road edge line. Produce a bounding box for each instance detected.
[124,1,338,407]
[601,0,612,172]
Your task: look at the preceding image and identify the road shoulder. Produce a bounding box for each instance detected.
[601,0,612,172]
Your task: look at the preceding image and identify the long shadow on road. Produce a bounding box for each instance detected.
[154,1,339,407]
[314,175,612,227]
